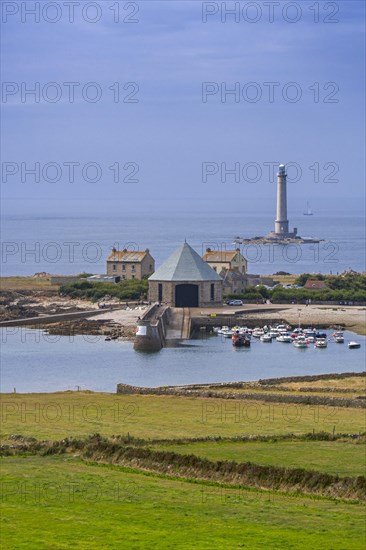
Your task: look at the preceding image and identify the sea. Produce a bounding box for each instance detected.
[1,209,365,276]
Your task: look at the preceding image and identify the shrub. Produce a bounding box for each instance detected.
[59,279,148,301]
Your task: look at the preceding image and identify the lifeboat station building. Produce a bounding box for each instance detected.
[148,242,223,308]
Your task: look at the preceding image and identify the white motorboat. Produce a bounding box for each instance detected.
[260,334,272,342]
[293,336,309,348]
[276,333,292,343]
[218,326,234,337]
[333,331,344,343]
[252,328,265,338]
[239,329,251,339]
[315,338,327,348]
[306,336,315,343]
[348,341,361,349]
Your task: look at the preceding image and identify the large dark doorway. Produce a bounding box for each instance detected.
[175,284,199,307]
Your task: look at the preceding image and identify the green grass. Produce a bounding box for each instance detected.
[154,440,366,477]
[1,393,365,442]
[1,455,365,549]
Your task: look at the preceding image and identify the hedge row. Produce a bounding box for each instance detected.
[3,435,364,501]
[59,279,148,301]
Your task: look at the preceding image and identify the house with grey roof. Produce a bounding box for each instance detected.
[148,242,223,307]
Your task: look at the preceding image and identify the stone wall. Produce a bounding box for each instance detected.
[116,382,365,408]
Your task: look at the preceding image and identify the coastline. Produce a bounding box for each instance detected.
[1,277,365,337]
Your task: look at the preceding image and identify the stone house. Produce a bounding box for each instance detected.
[203,248,248,295]
[203,248,247,275]
[149,242,223,307]
[106,248,155,280]
[221,269,247,295]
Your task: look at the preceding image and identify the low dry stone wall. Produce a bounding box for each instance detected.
[116,382,366,408]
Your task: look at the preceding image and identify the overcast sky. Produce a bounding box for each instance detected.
[1,0,365,215]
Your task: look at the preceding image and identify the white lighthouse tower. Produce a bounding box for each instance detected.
[265,163,297,240]
[275,164,289,235]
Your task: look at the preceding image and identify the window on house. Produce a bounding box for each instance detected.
[210,283,215,301]
[149,264,153,271]
[112,264,116,271]
[122,264,126,271]
[158,284,163,302]
[132,275,135,279]
[122,275,126,280]
[131,265,135,271]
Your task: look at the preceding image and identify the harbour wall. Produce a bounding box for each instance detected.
[133,304,171,351]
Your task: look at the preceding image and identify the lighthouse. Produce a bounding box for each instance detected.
[274,164,289,235]
[264,163,298,241]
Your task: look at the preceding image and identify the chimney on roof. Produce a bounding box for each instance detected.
[112,247,117,254]
[206,247,211,252]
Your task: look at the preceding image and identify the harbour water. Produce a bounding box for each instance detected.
[1,328,365,393]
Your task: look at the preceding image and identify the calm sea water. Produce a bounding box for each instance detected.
[1,328,365,393]
[1,210,365,276]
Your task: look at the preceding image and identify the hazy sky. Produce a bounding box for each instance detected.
[1,0,365,216]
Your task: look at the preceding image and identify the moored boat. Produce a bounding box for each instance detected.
[276,333,292,343]
[232,331,251,347]
[348,341,361,349]
[260,334,272,342]
[315,338,327,348]
[293,336,309,348]
[333,331,344,343]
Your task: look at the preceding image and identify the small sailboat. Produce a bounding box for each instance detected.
[303,201,314,216]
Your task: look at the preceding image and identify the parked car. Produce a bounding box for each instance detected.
[226,299,244,306]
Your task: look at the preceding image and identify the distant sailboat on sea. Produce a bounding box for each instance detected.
[303,201,314,216]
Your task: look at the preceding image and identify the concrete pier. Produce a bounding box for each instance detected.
[133,306,192,351]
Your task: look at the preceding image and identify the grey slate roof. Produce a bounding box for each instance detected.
[149,243,222,282]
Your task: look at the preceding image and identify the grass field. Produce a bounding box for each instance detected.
[154,439,366,477]
[1,385,365,548]
[0,276,58,291]
[1,392,365,442]
[204,387,365,398]
[282,376,366,391]
[1,455,365,550]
